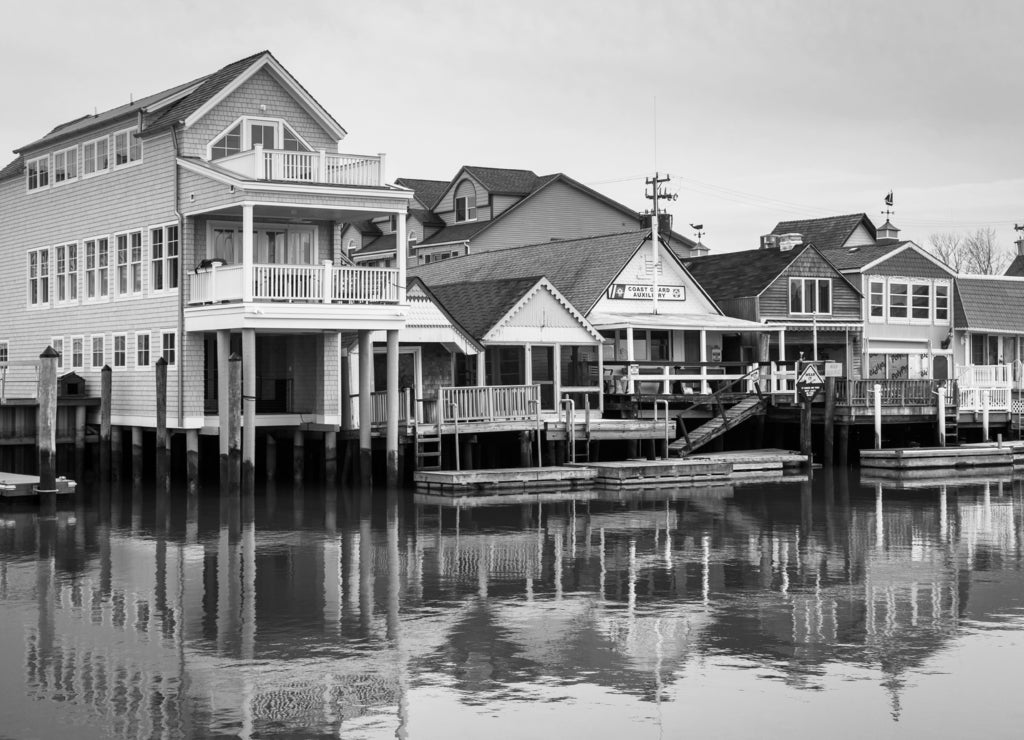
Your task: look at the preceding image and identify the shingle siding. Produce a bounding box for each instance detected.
[760,249,861,320]
[866,249,952,279]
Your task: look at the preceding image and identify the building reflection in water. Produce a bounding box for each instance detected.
[3,472,1024,736]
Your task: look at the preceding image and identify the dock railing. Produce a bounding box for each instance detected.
[606,360,767,396]
[837,379,939,407]
[369,388,412,425]
[0,363,40,403]
[439,384,541,423]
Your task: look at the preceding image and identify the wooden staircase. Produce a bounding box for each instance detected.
[941,404,959,445]
[668,396,767,457]
[413,422,443,471]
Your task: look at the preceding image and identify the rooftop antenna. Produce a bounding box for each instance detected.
[882,190,895,220]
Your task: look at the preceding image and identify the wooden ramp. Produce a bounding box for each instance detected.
[668,396,767,457]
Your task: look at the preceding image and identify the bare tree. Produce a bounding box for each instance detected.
[928,228,1010,274]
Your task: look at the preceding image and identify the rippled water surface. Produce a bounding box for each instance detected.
[4,471,1024,738]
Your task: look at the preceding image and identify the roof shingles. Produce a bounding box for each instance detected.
[954,277,1024,333]
[771,214,876,252]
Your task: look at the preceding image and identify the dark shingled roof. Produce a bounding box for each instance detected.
[409,207,445,228]
[418,220,491,246]
[462,166,543,195]
[682,245,812,300]
[820,241,910,271]
[1005,254,1024,278]
[428,277,544,339]
[771,214,876,252]
[396,178,449,209]
[358,233,396,255]
[954,277,1024,333]
[0,156,23,182]
[410,230,652,315]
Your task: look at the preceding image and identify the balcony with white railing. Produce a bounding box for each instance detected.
[214,145,383,187]
[189,262,399,305]
[956,363,1013,388]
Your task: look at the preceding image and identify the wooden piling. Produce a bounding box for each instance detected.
[293,429,305,485]
[74,405,87,469]
[227,352,242,490]
[837,423,849,468]
[800,396,813,466]
[186,429,199,496]
[266,433,277,482]
[385,329,399,488]
[36,346,59,517]
[519,431,532,467]
[873,383,882,450]
[242,328,256,490]
[823,376,835,467]
[325,430,337,486]
[111,426,123,484]
[132,427,144,486]
[155,357,168,490]
[100,365,111,480]
[358,330,372,487]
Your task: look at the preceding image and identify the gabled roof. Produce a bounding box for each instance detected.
[405,277,485,352]
[821,241,910,271]
[954,276,1024,334]
[462,166,545,195]
[358,233,397,255]
[410,230,656,315]
[409,208,445,228]
[395,177,449,210]
[771,214,876,252]
[428,277,547,339]
[418,220,491,246]
[1005,254,1024,277]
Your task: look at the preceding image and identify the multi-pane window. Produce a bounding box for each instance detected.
[83,137,109,175]
[52,337,64,370]
[136,332,150,368]
[27,155,49,190]
[116,232,143,296]
[0,341,8,364]
[454,180,477,222]
[55,243,78,303]
[789,278,832,315]
[150,225,179,291]
[211,124,241,159]
[935,284,950,323]
[161,331,176,366]
[911,284,930,320]
[869,280,885,320]
[53,146,78,184]
[113,127,142,166]
[71,336,84,368]
[113,334,126,368]
[888,281,909,320]
[91,335,105,368]
[84,238,110,299]
[28,248,50,306]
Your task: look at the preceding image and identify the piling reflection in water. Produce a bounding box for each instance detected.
[2,473,1024,737]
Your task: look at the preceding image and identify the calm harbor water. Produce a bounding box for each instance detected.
[3,471,1024,739]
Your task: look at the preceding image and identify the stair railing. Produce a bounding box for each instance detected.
[448,401,460,471]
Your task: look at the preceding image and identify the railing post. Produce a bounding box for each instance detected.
[318,150,327,182]
[448,401,460,471]
[873,383,882,450]
[322,260,332,304]
[982,389,990,442]
[253,144,264,179]
[210,262,218,302]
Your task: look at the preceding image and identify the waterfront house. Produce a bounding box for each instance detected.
[0,50,414,474]
[345,165,707,268]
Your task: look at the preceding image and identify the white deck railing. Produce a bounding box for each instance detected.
[0,363,39,402]
[440,385,541,423]
[370,388,412,425]
[216,147,383,187]
[959,386,1012,412]
[956,363,1012,387]
[190,263,399,305]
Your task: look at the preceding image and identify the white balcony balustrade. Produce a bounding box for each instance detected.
[215,146,383,187]
[190,262,398,305]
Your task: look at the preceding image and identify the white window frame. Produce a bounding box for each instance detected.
[91,335,105,369]
[161,330,177,366]
[112,126,142,168]
[887,279,910,322]
[0,340,8,364]
[149,223,180,293]
[205,116,313,160]
[113,333,127,369]
[788,277,832,316]
[114,230,144,297]
[52,337,64,370]
[54,242,79,305]
[206,220,318,265]
[28,247,50,308]
[52,146,78,186]
[71,335,84,370]
[935,282,950,324]
[135,331,151,370]
[83,236,111,301]
[909,280,932,324]
[868,278,885,323]
[26,154,49,192]
[82,135,109,177]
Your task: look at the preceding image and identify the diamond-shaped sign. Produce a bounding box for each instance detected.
[797,365,823,386]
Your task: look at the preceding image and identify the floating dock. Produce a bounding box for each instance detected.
[413,449,808,496]
[860,444,1019,471]
[0,473,77,500]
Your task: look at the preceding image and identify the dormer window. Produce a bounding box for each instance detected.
[53,146,78,184]
[208,117,310,160]
[26,156,49,191]
[454,180,477,222]
[408,231,418,247]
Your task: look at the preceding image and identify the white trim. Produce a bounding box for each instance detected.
[81,135,110,178]
[52,145,79,186]
[205,115,314,161]
[204,219,318,264]
[112,126,143,169]
[147,221,181,294]
[482,278,603,343]
[788,276,833,316]
[856,241,957,276]
[182,54,347,140]
[70,335,85,370]
[90,334,105,369]
[53,241,80,306]
[135,330,152,370]
[0,340,8,365]
[113,230,145,299]
[82,235,112,303]
[25,154,50,192]
[51,337,64,371]
[112,332,128,369]
[27,246,51,309]
[160,329,177,366]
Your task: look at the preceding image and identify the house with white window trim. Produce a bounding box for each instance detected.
[0,50,414,479]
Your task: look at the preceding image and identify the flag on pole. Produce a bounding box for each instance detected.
[884,191,894,206]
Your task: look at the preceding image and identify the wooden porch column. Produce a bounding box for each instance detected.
[242,204,254,302]
[385,329,400,488]
[395,211,407,304]
[778,328,786,363]
[340,341,352,432]
[242,327,256,488]
[553,345,562,405]
[358,330,373,486]
[476,351,486,386]
[699,329,708,394]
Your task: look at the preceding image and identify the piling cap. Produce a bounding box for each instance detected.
[40,346,60,359]
[229,352,242,361]
[155,357,167,366]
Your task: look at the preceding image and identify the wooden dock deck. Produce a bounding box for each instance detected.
[859,444,1019,471]
[0,473,77,500]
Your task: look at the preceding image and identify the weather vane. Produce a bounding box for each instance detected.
[690,223,704,243]
[882,190,894,220]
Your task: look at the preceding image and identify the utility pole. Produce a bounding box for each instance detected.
[645,173,674,314]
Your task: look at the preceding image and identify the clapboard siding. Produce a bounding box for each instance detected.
[491,194,520,218]
[472,180,637,253]
[715,297,758,322]
[759,249,861,320]
[183,67,338,158]
[433,173,489,225]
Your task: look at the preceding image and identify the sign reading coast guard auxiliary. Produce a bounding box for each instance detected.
[607,284,686,301]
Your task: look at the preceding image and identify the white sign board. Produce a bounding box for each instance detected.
[824,362,843,377]
[607,284,686,301]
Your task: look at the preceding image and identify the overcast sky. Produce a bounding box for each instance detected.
[4,0,1023,255]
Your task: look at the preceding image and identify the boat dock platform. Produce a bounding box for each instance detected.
[0,473,77,500]
[413,449,808,496]
[860,441,1024,471]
